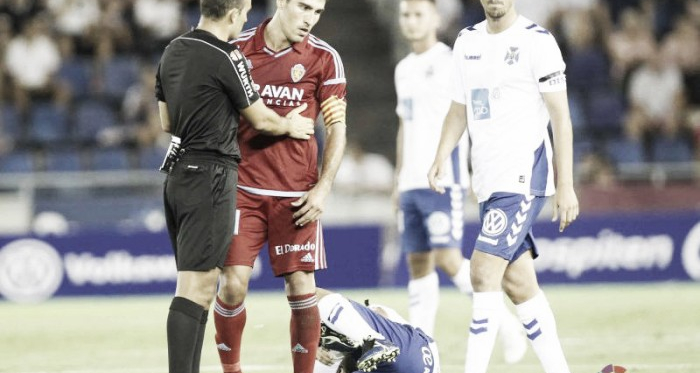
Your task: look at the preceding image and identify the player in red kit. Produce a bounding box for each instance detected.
[213,1,347,373]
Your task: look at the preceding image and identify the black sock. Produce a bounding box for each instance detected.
[167,297,204,373]
[191,309,208,373]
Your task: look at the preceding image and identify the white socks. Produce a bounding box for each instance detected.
[317,293,383,343]
[408,271,439,336]
[451,259,473,294]
[515,291,571,373]
[464,291,504,373]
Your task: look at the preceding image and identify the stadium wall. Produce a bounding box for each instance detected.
[1,211,699,303]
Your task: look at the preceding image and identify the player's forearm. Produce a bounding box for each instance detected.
[317,121,347,191]
[241,100,293,136]
[252,110,292,136]
[394,119,404,181]
[544,91,575,187]
[158,101,171,133]
[434,102,467,164]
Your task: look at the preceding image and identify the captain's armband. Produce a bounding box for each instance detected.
[538,70,567,92]
[320,95,346,128]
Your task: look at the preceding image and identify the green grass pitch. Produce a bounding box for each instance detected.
[1,283,699,373]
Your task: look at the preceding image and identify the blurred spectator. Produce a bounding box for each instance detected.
[120,64,164,148]
[661,15,700,76]
[625,46,685,159]
[0,0,43,33]
[559,8,609,92]
[45,0,100,54]
[0,14,14,102]
[578,152,618,189]
[95,0,134,53]
[132,0,183,56]
[4,13,68,113]
[605,7,655,85]
[335,140,394,195]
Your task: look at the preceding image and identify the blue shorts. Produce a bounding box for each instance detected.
[350,301,439,373]
[399,188,465,253]
[474,192,546,261]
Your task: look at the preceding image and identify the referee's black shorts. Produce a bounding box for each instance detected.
[163,151,238,271]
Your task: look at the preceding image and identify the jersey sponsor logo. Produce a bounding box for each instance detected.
[464,54,482,60]
[290,63,306,83]
[300,253,315,263]
[274,241,316,255]
[260,84,305,107]
[236,60,255,98]
[482,209,507,237]
[504,46,520,65]
[229,49,243,62]
[470,88,491,120]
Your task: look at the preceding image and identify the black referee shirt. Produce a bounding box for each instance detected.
[155,29,259,160]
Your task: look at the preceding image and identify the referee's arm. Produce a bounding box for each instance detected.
[158,101,171,133]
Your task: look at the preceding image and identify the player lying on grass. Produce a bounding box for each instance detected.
[314,288,439,373]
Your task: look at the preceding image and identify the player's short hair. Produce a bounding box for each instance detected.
[200,0,246,20]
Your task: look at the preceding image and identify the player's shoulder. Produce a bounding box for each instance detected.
[456,20,487,40]
[517,16,556,40]
[232,26,258,49]
[307,34,343,60]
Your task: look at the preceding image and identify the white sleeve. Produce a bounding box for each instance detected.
[450,37,467,104]
[534,33,567,93]
[394,64,404,118]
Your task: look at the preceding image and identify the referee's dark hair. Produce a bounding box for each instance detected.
[200,0,246,20]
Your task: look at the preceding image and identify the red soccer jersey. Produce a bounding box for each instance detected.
[233,19,347,194]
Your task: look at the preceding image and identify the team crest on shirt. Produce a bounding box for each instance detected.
[504,46,520,65]
[229,49,244,62]
[290,63,306,83]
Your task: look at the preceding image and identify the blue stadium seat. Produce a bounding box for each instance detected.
[0,151,35,173]
[652,138,693,163]
[91,147,131,170]
[138,145,167,170]
[568,90,588,138]
[587,89,625,137]
[28,103,69,144]
[1,104,24,141]
[605,138,645,164]
[74,99,117,142]
[58,58,92,98]
[45,149,83,172]
[566,47,609,92]
[574,140,594,163]
[102,56,140,99]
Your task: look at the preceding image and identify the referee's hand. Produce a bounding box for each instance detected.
[286,103,315,140]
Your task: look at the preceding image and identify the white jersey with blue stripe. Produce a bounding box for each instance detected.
[450,16,566,202]
[395,42,470,192]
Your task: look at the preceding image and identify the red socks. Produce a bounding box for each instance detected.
[288,293,320,373]
[214,296,246,373]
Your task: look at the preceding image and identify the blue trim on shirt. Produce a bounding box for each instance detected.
[530,141,548,195]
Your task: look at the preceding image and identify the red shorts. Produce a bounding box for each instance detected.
[225,188,327,276]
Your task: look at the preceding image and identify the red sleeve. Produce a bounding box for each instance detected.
[317,48,347,103]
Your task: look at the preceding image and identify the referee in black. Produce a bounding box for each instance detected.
[155,1,314,372]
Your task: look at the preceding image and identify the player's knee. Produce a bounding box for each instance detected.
[501,276,538,304]
[218,274,249,304]
[407,252,434,278]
